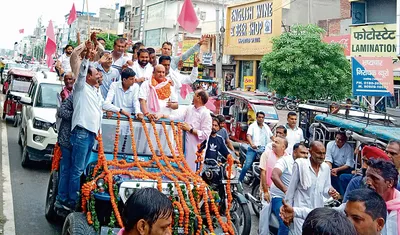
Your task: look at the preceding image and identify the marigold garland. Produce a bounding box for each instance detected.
[51,143,62,171]
[151,76,172,100]
[77,115,235,235]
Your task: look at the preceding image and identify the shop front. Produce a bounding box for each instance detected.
[224,0,282,92]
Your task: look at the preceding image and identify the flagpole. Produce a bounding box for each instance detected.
[68,25,71,42]
[86,0,90,40]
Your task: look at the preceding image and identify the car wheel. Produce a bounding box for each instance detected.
[62,212,96,235]
[21,137,31,167]
[45,170,60,223]
[18,126,22,146]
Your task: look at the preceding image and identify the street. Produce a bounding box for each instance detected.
[0,94,289,235]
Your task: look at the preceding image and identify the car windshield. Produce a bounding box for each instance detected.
[253,104,278,119]
[10,79,31,93]
[98,118,181,157]
[35,83,62,108]
[7,63,27,69]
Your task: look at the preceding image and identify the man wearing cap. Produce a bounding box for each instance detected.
[342,145,390,203]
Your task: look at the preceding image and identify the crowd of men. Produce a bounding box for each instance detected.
[53,33,211,215]
[50,33,400,235]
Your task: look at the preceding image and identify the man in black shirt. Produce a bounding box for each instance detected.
[205,118,230,160]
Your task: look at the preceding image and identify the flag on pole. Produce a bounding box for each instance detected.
[67,3,78,25]
[44,20,56,70]
[177,0,199,33]
[19,29,24,34]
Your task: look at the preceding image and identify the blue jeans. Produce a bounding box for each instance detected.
[331,164,353,196]
[339,173,354,196]
[57,145,73,204]
[62,126,95,207]
[271,197,289,235]
[239,146,264,182]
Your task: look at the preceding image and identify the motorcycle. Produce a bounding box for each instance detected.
[274,97,287,110]
[202,156,252,235]
[286,98,300,111]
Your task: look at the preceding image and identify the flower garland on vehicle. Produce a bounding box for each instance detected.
[79,115,235,235]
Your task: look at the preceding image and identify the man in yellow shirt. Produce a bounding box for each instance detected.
[0,58,5,82]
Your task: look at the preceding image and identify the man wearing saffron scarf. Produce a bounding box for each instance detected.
[139,65,178,117]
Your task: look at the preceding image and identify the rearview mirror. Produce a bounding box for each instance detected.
[20,96,32,105]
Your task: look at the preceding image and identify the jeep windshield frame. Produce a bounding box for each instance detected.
[92,117,185,158]
[34,83,63,108]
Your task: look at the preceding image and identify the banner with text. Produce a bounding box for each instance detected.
[323,35,350,56]
[350,24,396,58]
[351,57,394,96]
[224,0,283,55]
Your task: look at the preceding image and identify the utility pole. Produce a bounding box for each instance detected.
[308,0,312,24]
[215,7,223,91]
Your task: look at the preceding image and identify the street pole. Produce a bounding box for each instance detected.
[308,0,312,24]
[174,1,180,55]
[215,8,223,91]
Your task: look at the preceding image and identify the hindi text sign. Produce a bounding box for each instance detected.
[351,24,396,58]
[323,35,351,56]
[352,57,394,96]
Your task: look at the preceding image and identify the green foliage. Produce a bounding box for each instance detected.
[97,33,119,50]
[68,40,78,48]
[260,24,351,101]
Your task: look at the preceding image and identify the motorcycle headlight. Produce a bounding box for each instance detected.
[33,118,52,131]
[124,188,135,199]
[225,165,237,179]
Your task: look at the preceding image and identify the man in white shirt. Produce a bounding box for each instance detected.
[104,68,142,119]
[55,41,120,211]
[325,132,355,195]
[280,141,339,235]
[285,111,304,155]
[158,55,198,102]
[266,125,287,151]
[111,38,131,73]
[97,51,121,99]
[56,44,74,74]
[238,111,273,182]
[268,143,309,235]
[131,48,153,83]
[139,65,178,117]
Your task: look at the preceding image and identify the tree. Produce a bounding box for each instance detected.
[260,24,351,101]
[96,33,119,50]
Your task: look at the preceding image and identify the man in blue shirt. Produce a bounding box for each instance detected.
[205,118,230,160]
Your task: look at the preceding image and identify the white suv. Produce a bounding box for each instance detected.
[18,71,63,167]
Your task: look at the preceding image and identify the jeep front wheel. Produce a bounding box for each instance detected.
[62,212,96,235]
[45,170,59,223]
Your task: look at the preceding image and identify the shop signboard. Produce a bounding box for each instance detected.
[350,24,396,58]
[224,0,283,55]
[323,35,351,56]
[244,76,255,91]
[352,57,394,96]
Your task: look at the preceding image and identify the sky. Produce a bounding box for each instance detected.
[1,0,117,50]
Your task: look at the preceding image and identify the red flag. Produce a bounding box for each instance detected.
[177,0,199,33]
[67,3,77,25]
[19,29,24,34]
[44,20,56,69]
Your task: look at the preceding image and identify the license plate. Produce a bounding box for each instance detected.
[222,179,238,184]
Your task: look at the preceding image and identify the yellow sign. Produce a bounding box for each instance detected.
[182,39,198,67]
[244,76,255,91]
[224,0,283,56]
[350,24,397,58]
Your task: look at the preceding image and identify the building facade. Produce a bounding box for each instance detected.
[224,0,344,92]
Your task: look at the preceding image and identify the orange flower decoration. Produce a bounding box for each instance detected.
[151,76,172,100]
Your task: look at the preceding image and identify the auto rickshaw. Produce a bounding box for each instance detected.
[3,68,35,126]
[219,90,279,142]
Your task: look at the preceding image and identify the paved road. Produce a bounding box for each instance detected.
[6,122,61,234]
[5,102,290,235]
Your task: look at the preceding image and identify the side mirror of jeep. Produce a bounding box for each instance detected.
[20,96,32,105]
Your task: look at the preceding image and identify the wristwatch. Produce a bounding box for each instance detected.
[119,108,123,113]
[189,128,194,133]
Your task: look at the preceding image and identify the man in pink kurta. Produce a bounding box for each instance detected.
[160,89,212,171]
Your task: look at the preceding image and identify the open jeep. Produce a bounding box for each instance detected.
[45,115,245,235]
